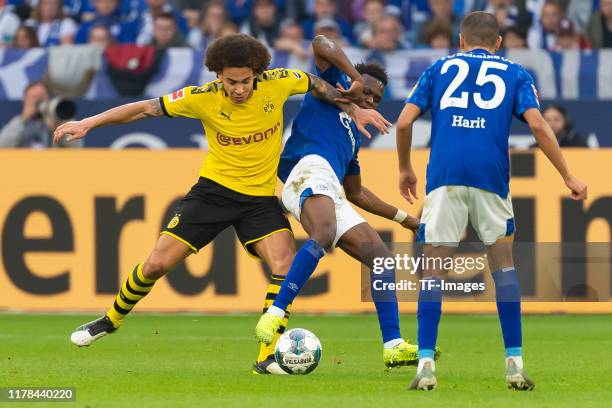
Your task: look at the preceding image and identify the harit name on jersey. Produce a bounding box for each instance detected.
[451,115,486,129]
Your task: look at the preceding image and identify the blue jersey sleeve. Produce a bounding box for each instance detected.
[346,155,361,176]
[317,65,351,90]
[405,62,436,114]
[513,67,540,122]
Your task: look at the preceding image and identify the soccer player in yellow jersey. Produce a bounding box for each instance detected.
[53,34,390,369]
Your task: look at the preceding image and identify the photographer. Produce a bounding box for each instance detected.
[0,81,81,148]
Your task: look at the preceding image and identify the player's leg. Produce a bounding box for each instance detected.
[255,195,335,344]
[410,186,469,390]
[336,220,419,367]
[70,234,193,346]
[250,230,296,374]
[470,187,534,390]
[230,191,298,373]
[255,155,339,345]
[71,178,233,347]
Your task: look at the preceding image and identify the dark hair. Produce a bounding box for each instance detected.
[155,12,177,24]
[12,25,40,48]
[503,25,527,40]
[460,11,500,48]
[543,103,572,129]
[355,62,388,86]
[543,0,563,12]
[205,33,271,74]
[423,18,453,44]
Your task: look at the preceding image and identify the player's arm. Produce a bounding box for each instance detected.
[396,103,422,204]
[343,174,419,232]
[306,72,390,139]
[523,108,587,200]
[312,35,365,102]
[53,98,163,144]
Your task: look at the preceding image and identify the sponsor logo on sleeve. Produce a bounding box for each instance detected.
[169,89,185,102]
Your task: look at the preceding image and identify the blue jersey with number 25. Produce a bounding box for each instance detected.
[406,48,540,198]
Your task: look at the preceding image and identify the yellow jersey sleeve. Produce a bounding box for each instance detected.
[160,86,212,119]
[259,68,310,99]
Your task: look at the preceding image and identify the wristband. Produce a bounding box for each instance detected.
[393,209,408,223]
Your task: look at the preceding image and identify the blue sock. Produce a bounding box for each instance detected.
[417,277,442,359]
[370,268,401,343]
[492,267,522,357]
[272,239,325,311]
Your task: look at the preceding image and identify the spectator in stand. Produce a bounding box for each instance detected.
[274,18,310,60]
[136,0,188,45]
[370,14,406,52]
[12,25,40,48]
[313,16,347,46]
[220,22,239,37]
[303,0,353,43]
[422,17,452,49]
[0,0,20,46]
[0,81,81,148]
[485,0,520,30]
[187,0,227,50]
[535,104,588,147]
[176,0,204,33]
[88,24,113,49]
[151,12,186,48]
[566,0,596,33]
[528,0,564,50]
[556,17,591,50]
[414,0,460,47]
[25,0,77,46]
[75,0,139,44]
[240,0,280,48]
[353,0,385,49]
[502,25,528,48]
[586,0,612,48]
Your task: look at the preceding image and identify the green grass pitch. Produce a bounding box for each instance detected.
[1,313,611,407]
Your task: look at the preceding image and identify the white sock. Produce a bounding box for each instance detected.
[267,305,285,318]
[417,357,435,373]
[506,356,523,370]
[383,338,404,349]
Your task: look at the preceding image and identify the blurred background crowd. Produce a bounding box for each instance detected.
[0,0,607,148]
[0,0,610,53]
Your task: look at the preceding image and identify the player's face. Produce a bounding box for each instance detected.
[219,67,256,104]
[359,74,384,109]
[543,108,565,135]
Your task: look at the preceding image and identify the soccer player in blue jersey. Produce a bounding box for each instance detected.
[254,35,428,373]
[396,12,588,390]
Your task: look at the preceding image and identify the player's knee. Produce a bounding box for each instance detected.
[311,221,336,250]
[142,258,169,280]
[268,251,294,276]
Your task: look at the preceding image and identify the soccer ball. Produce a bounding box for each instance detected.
[274,328,322,374]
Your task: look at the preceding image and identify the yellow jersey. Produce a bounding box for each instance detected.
[160,68,310,196]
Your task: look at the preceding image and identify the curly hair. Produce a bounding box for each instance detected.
[205,34,271,75]
[355,62,388,86]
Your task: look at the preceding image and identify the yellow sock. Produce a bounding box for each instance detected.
[106,263,157,328]
[257,274,292,362]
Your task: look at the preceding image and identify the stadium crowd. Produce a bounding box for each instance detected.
[0,0,610,52]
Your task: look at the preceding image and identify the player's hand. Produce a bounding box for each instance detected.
[53,119,91,144]
[351,106,391,139]
[399,169,418,204]
[400,214,420,233]
[336,81,366,106]
[564,174,587,200]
